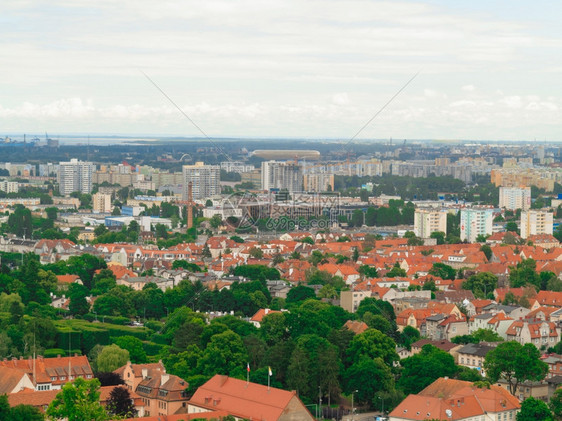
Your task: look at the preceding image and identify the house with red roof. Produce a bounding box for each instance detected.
[534,290,562,308]
[8,385,146,416]
[55,274,83,290]
[389,378,520,421]
[317,263,360,284]
[343,320,369,335]
[0,355,93,391]
[0,367,34,394]
[528,234,560,249]
[396,308,433,332]
[505,320,560,348]
[250,308,282,328]
[188,375,314,421]
[114,361,190,418]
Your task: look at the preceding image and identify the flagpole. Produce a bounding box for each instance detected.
[268,366,272,391]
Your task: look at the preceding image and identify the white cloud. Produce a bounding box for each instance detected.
[332,93,350,106]
[1,0,562,139]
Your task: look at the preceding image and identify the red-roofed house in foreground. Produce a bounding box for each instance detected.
[389,377,520,421]
[188,375,314,421]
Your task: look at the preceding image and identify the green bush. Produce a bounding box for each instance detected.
[151,333,170,345]
[142,341,165,356]
[44,348,67,358]
[145,320,163,332]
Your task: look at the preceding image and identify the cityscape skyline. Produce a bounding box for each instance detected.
[1,1,562,141]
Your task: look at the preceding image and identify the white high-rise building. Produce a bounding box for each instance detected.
[414,209,448,239]
[499,186,531,211]
[58,159,96,195]
[182,162,220,200]
[460,209,494,243]
[261,161,303,193]
[520,210,553,239]
[0,181,19,194]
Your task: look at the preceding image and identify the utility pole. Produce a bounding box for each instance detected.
[351,390,358,421]
[318,386,322,420]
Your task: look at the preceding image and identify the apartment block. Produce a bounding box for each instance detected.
[414,209,447,238]
[303,173,334,192]
[182,162,220,200]
[460,208,494,243]
[58,159,96,195]
[261,161,303,193]
[0,180,18,194]
[92,193,112,213]
[520,210,553,239]
[499,186,531,211]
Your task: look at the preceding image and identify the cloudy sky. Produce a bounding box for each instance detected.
[1,0,561,141]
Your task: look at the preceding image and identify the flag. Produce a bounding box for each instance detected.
[268,366,272,377]
[247,363,250,373]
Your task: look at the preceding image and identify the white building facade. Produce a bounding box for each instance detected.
[499,186,531,211]
[460,208,494,243]
[182,162,221,200]
[58,159,96,195]
[261,161,303,193]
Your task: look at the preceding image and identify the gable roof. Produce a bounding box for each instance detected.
[343,320,369,335]
[388,377,520,420]
[0,367,29,394]
[250,309,282,323]
[189,375,312,421]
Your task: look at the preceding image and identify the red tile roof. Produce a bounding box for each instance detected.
[189,375,313,421]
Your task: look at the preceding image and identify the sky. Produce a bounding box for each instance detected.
[1,0,562,141]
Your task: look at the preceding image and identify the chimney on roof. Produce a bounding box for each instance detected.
[142,368,148,379]
[161,373,169,386]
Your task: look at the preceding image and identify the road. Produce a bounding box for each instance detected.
[340,411,386,421]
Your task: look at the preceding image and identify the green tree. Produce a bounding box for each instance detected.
[484,341,548,395]
[68,284,90,316]
[506,221,519,234]
[46,377,109,421]
[96,344,130,373]
[249,247,264,259]
[0,395,44,421]
[517,397,553,421]
[430,231,446,245]
[351,209,364,227]
[472,328,503,343]
[480,244,493,261]
[45,207,58,220]
[386,262,406,278]
[286,285,317,304]
[549,388,562,420]
[197,330,248,377]
[398,344,458,395]
[428,263,456,280]
[114,336,147,364]
[209,214,222,229]
[7,205,33,238]
[358,265,378,278]
[344,357,394,405]
[345,328,398,367]
[462,272,498,299]
[509,259,541,289]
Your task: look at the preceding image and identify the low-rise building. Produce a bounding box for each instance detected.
[389,377,520,421]
[188,375,314,421]
[455,343,496,377]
